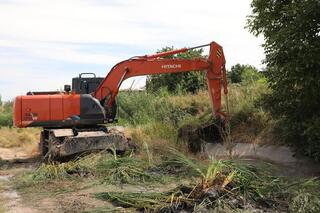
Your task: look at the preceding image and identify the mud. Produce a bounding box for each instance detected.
[0,172,40,213]
[205,142,320,177]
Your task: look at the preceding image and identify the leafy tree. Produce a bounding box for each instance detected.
[247,0,320,159]
[229,64,244,83]
[228,64,264,84]
[146,47,206,94]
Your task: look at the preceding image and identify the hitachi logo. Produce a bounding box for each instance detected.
[161,64,182,69]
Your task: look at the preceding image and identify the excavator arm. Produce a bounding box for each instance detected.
[95,41,228,122]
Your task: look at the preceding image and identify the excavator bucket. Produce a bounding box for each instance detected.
[178,119,225,153]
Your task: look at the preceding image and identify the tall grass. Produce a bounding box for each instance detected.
[117,90,209,126]
[117,82,272,148]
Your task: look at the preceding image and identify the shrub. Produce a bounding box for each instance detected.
[228,64,265,84]
[0,99,13,127]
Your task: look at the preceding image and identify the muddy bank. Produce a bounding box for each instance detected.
[205,142,320,177]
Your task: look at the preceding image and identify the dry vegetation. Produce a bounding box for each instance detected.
[0,127,40,152]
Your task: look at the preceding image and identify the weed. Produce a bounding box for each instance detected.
[288,178,320,213]
[96,155,154,184]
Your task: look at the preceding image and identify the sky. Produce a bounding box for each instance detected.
[0,0,265,101]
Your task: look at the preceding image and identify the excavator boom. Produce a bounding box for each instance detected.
[94,41,228,121]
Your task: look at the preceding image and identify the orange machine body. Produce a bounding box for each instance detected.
[14,94,80,128]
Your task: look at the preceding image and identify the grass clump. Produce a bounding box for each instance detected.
[288,178,320,213]
[96,154,156,184]
[15,154,101,188]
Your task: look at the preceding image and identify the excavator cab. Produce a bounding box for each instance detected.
[72,73,104,94]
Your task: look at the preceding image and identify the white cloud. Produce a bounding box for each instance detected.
[0,0,265,100]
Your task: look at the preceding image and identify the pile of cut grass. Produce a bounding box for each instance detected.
[96,153,161,184]
[96,151,320,212]
[15,149,181,188]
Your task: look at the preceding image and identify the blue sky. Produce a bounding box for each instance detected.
[0,0,264,101]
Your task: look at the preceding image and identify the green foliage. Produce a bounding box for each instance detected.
[0,113,13,127]
[117,90,206,127]
[146,47,206,94]
[229,64,244,83]
[247,0,320,159]
[228,64,265,84]
[0,99,13,127]
[241,67,265,85]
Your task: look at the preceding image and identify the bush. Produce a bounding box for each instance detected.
[0,112,13,127]
[0,99,13,127]
[227,64,265,84]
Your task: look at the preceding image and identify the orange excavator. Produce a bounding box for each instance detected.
[13,41,228,159]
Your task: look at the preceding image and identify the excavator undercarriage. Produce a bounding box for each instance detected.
[40,126,131,160]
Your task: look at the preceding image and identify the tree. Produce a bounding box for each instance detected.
[247,0,320,159]
[228,64,263,84]
[146,47,206,94]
